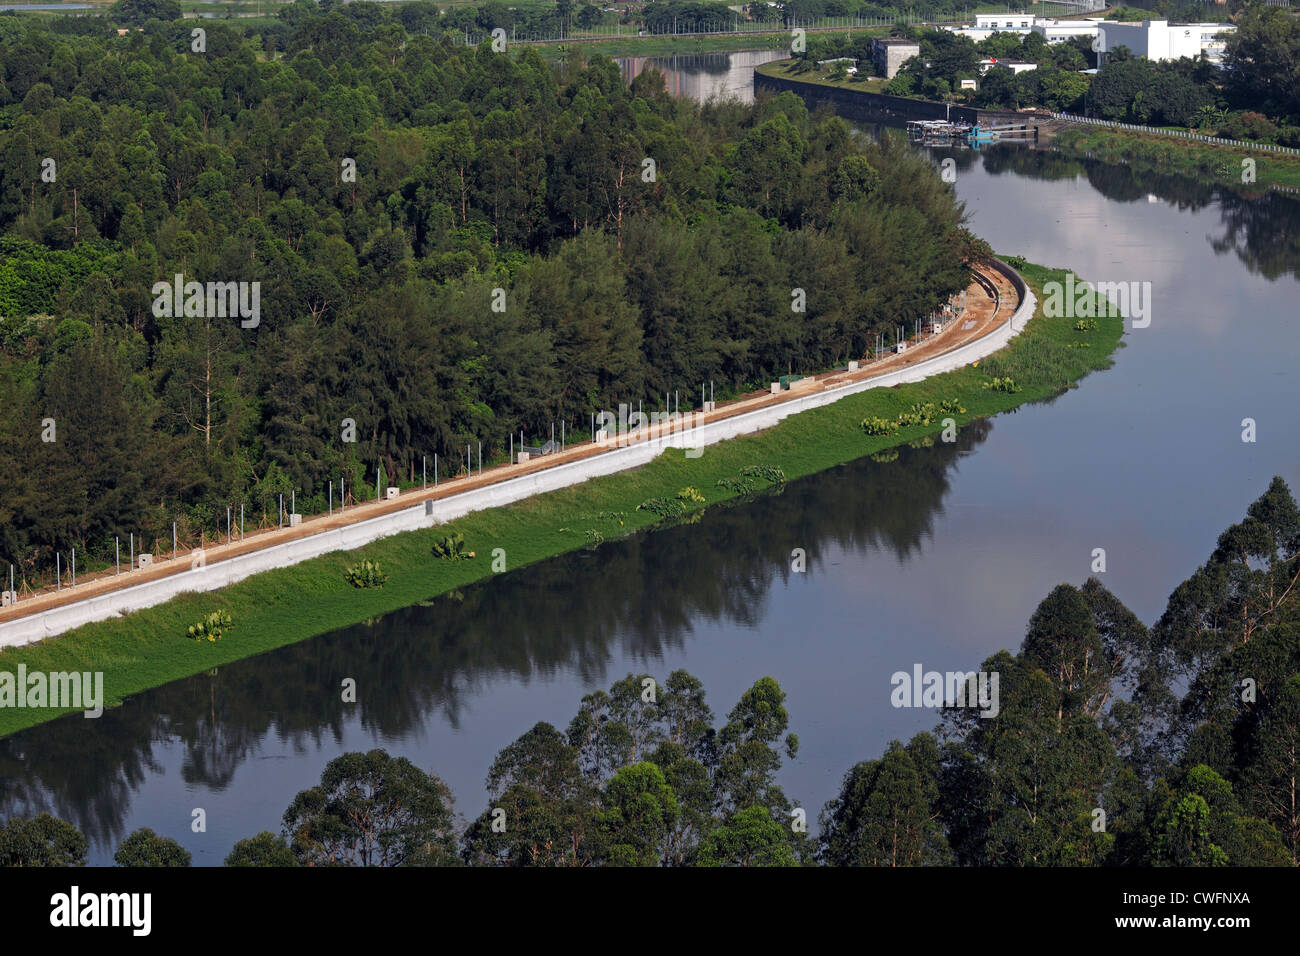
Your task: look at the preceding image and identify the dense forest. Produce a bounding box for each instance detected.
[0,3,986,586]
[5,477,1297,866]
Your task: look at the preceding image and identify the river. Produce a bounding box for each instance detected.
[3,51,1299,865]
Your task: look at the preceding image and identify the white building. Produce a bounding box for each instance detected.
[1032,19,1104,45]
[975,12,1036,30]
[1095,20,1235,64]
[941,16,1234,65]
[947,15,1101,43]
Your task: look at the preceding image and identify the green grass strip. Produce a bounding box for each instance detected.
[0,260,1123,738]
[1051,125,1300,192]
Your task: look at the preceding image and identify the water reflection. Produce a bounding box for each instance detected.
[0,422,992,854]
[966,144,1300,280]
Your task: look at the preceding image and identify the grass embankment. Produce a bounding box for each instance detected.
[1052,125,1300,191]
[756,58,890,93]
[0,260,1123,738]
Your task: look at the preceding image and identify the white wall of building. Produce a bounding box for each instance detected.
[1097,20,1235,63]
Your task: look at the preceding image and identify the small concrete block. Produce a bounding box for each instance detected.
[138,553,153,568]
[289,513,302,527]
[386,487,399,500]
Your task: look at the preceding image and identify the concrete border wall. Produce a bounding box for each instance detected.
[753,71,1044,130]
[0,261,1035,649]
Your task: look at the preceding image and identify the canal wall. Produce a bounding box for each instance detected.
[0,261,1034,649]
[753,71,1046,134]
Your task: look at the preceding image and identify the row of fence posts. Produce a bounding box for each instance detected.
[11,391,731,605]
[1054,112,1300,155]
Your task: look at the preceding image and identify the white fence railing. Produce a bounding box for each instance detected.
[1050,112,1300,155]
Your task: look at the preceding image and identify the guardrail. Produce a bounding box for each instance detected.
[1050,112,1300,155]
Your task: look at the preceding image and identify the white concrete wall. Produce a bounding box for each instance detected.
[0,262,1035,650]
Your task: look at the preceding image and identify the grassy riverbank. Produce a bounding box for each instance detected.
[756,58,889,92]
[1051,125,1300,191]
[0,260,1123,738]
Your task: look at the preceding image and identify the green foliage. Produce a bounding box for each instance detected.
[982,376,1020,394]
[739,464,786,485]
[113,828,192,867]
[636,496,686,518]
[696,806,799,867]
[676,487,706,503]
[861,416,897,436]
[110,0,182,23]
[0,813,87,867]
[432,533,474,561]
[897,402,939,427]
[225,831,299,867]
[283,749,458,866]
[187,610,232,643]
[0,12,981,579]
[938,398,965,414]
[819,736,951,866]
[716,476,755,496]
[1074,319,1098,332]
[344,559,388,589]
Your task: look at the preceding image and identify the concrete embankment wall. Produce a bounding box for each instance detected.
[0,261,1034,649]
[753,72,1043,132]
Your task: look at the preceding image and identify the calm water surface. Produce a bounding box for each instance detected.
[3,53,1299,864]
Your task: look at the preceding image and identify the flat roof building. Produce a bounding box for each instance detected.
[872,37,921,79]
[1095,20,1235,64]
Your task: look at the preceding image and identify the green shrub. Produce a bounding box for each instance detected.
[983,376,1020,394]
[861,416,896,436]
[637,496,686,518]
[896,402,939,428]
[432,532,475,561]
[939,398,966,414]
[717,476,755,495]
[739,465,786,485]
[677,487,706,503]
[344,559,388,589]
[1074,319,1098,331]
[187,610,232,643]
